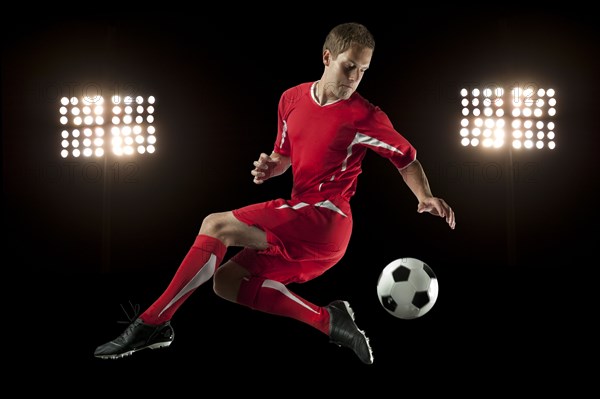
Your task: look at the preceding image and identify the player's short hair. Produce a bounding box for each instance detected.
[323,22,375,58]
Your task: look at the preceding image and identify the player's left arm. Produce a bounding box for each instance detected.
[399,159,456,229]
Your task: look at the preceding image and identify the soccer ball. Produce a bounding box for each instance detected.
[376,257,439,319]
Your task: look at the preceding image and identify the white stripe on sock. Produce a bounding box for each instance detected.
[262,279,320,314]
[158,253,217,317]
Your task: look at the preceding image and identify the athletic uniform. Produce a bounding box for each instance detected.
[231,81,416,284]
[95,26,420,365]
[96,83,414,364]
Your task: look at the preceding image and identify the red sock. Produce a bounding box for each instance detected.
[140,234,226,325]
[237,276,330,335]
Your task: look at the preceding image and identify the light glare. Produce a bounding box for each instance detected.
[459,85,557,150]
[58,94,158,158]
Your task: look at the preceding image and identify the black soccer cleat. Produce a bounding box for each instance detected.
[94,318,174,359]
[326,300,374,364]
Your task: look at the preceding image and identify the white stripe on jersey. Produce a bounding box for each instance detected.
[276,202,309,210]
[314,200,347,217]
[279,120,288,149]
[342,132,405,172]
[276,200,347,217]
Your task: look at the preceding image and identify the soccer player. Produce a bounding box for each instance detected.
[94,22,456,365]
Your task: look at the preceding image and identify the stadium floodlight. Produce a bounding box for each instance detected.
[58,93,159,272]
[459,85,557,150]
[459,83,557,267]
[59,94,157,158]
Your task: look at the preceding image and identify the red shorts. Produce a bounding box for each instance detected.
[231,198,352,284]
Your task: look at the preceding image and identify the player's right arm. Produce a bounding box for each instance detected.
[251,151,291,184]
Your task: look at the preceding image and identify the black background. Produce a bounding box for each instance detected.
[2,8,597,391]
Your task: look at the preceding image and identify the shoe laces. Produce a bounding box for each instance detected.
[117,300,140,325]
[111,302,141,345]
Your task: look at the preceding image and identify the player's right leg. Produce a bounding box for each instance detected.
[94,211,268,360]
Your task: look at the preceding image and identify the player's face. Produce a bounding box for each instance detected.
[325,44,372,100]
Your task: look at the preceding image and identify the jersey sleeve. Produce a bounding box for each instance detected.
[356,104,417,170]
[273,90,292,157]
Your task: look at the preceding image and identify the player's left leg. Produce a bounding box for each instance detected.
[213,259,374,365]
[214,260,330,334]
[212,199,373,364]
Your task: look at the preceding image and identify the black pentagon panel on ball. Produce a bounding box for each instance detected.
[412,291,430,308]
[391,265,411,282]
[422,263,436,279]
[381,295,397,312]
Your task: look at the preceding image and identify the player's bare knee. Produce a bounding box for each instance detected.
[213,263,248,302]
[199,212,229,236]
[213,267,235,301]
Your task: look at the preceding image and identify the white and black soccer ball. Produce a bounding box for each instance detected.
[376,257,439,319]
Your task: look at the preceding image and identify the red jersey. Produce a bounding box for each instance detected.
[274,81,417,208]
[231,81,418,283]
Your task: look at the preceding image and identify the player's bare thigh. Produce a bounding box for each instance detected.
[199,211,268,250]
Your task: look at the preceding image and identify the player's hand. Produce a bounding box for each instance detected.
[417,197,456,229]
[251,153,281,184]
